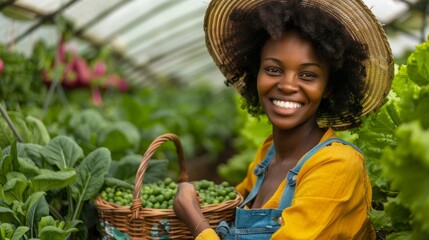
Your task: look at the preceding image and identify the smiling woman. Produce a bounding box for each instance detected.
[173,0,394,239]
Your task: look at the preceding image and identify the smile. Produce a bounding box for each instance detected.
[272,100,302,109]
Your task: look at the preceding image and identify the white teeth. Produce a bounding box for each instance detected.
[272,100,302,109]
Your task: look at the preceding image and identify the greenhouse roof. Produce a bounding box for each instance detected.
[0,0,427,88]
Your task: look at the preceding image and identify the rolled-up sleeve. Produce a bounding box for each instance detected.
[195,228,219,240]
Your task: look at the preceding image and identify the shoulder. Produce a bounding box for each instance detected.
[301,138,365,174]
[294,138,370,199]
[321,139,364,162]
[323,139,363,157]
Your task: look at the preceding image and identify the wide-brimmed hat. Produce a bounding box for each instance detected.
[204,0,394,130]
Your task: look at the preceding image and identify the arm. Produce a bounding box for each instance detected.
[174,136,274,239]
[173,182,218,238]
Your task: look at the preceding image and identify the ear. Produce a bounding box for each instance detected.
[323,86,333,99]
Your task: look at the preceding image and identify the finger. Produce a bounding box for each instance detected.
[195,191,203,202]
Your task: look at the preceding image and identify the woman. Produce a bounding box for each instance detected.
[174,0,394,239]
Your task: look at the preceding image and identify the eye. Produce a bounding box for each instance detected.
[299,72,316,80]
[264,66,282,76]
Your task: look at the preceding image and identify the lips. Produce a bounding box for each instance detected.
[272,99,302,109]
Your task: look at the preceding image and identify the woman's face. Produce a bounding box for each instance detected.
[257,30,330,131]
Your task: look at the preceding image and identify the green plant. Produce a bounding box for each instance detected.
[0,45,46,106]
[352,39,429,239]
[103,84,238,162]
[1,135,111,239]
[217,95,271,184]
[0,109,51,149]
[0,140,80,239]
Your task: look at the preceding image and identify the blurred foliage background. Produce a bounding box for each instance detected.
[1,1,429,239]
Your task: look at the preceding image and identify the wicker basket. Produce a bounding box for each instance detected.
[95,133,243,239]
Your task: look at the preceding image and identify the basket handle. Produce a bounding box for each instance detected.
[131,133,188,220]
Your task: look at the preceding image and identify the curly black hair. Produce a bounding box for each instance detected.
[222,0,369,127]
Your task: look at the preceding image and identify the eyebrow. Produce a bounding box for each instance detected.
[263,57,323,68]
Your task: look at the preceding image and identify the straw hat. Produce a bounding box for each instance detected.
[204,0,394,130]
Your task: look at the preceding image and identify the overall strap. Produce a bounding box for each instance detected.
[240,144,276,207]
[277,138,362,210]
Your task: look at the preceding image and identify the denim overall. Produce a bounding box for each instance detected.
[216,138,362,240]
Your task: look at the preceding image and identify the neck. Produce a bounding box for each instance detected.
[271,123,326,163]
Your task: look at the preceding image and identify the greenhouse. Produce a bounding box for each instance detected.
[0,0,428,239]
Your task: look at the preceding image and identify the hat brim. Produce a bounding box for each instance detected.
[204,0,394,130]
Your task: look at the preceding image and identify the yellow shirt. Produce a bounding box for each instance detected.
[196,128,376,240]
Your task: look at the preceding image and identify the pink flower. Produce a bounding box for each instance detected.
[93,61,107,76]
[0,58,4,74]
[103,74,129,91]
[117,79,129,92]
[91,87,103,106]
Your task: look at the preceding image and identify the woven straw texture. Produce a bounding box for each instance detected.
[204,0,394,130]
[95,133,243,239]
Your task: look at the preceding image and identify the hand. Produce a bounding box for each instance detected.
[173,182,209,236]
[173,182,202,221]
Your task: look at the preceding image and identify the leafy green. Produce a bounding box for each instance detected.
[381,122,429,235]
[97,121,140,157]
[353,39,429,238]
[109,154,168,184]
[383,197,411,232]
[406,40,429,87]
[24,192,49,238]
[0,112,50,149]
[0,155,13,183]
[30,169,76,192]
[67,109,107,143]
[0,223,29,240]
[368,209,392,231]
[12,143,45,169]
[0,223,14,239]
[0,46,46,106]
[37,216,78,240]
[0,131,106,238]
[3,172,28,203]
[70,147,111,221]
[10,226,29,240]
[0,207,20,225]
[103,177,134,191]
[24,116,51,146]
[385,231,413,240]
[352,94,399,196]
[17,157,41,178]
[0,223,15,239]
[218,95,271,184]
[40,135,84,170]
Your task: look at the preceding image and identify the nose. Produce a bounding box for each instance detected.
[277,73,299,93]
